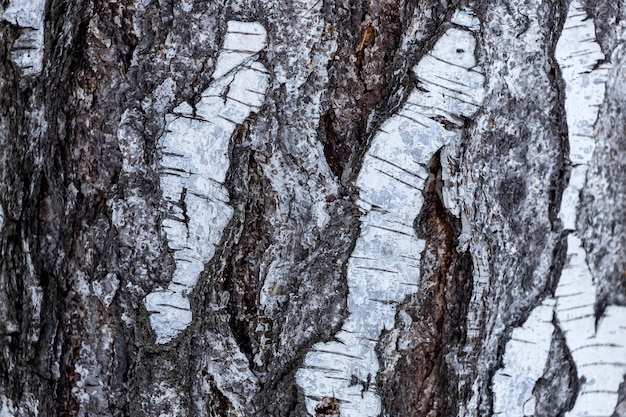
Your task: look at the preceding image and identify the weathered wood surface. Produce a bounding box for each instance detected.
[1,0,625,416]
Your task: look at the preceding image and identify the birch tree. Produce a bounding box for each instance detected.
[1,0,625,416]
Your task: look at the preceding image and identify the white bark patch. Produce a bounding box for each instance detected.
[492,298,555,416]
[2,0,46,76]
[1,393,39,416]
[92,273,120,308]
[213,21,267,79]
[557,236,626,417]
[0,396,16,417]
[296,10,485,416]
[555,0,610,230]
[145,21,270,344]
[492,3,626,416]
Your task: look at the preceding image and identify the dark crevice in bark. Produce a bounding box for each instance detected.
[533,323,579,417]
[616,377,626,417]
[22,2,91,413]
[203,371,235,416]
[222,145,274,368]
[314,396,340,416]
[186,121,275,416]
[546,234,569,298]
[544,6,570,299]
[111,324,129,391]
[378,150,473,417]
[1,2,79,414]
[541,0,574,324]
[547,0,571,230]
[320,0,402,179]
[265,367,305,417]
[35,0,137,413]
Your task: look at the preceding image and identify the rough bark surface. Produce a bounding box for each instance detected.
[1,0,625,416]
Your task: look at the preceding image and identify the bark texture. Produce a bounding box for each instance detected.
[1,0,625,416]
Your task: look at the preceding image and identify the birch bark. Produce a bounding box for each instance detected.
[1,0,625,416]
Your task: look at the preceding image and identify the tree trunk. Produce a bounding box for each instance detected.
[1,0,625,416]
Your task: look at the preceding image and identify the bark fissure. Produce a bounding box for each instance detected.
[377,150,473,417]
[320,0,402,179]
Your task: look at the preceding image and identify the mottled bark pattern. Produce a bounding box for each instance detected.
[1,0,626,416]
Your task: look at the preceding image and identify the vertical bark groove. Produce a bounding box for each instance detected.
[377,151,473,417]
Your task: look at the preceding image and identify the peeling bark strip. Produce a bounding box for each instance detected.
[492,2,626,416]
[145,21,270,344]
[296,9,485,416]
[1,0,46,76]
[554,0,610,232]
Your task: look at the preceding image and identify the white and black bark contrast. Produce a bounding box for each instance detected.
[1,0,625,416]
